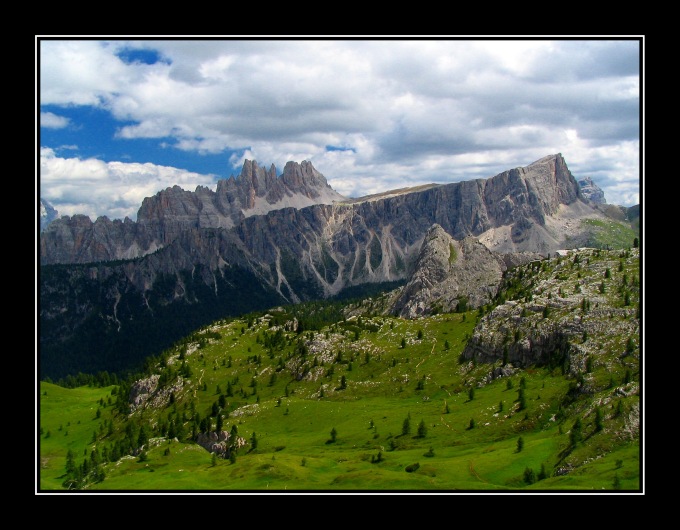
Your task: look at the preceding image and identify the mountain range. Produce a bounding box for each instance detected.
[38,154,638,380]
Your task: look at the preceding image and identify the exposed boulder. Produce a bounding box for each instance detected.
[195,431,247,456]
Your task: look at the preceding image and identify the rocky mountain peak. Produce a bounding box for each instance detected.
[578,176,607,204]
[281,160,331,191]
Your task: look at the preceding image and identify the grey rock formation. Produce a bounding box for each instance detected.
[391,225,505,317]
[41,153,588,267]
[578,177,606,204]
[390,224,543,318]
[129,374,184,412]
[40,198,58,232]
[195,431,247,456]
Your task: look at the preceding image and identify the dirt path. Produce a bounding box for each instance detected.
[415,340,437,369]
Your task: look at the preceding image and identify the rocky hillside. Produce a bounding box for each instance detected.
[462,246,640,373]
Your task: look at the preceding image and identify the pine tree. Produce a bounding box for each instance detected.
[65,449,77,476]
[595,407,604,432]
[516,436,524,453]
[402,415,411,436]
[570,418,583,447]
[417,419,427,438]
[137,425,149,449]
[517,388,527,411]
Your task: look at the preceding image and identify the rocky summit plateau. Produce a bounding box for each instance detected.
[38,153,636,379]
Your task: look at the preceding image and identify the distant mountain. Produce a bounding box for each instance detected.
[40,160,345,263]
[577,177,606,204]
[39,153,625,379]
[39,198,58,232]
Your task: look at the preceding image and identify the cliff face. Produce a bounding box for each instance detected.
[226,153,589,299]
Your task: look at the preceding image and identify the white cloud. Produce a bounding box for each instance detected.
[39,38,641,213]
[39,147,215,221]
[40,112,70,129]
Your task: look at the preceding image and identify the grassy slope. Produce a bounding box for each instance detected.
[38,250,641,492]
[580,218,638,249]
[38,383,117,490]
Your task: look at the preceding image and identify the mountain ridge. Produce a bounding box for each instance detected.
[41,153,590,267]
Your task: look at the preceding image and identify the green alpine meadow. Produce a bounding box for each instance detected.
[38,246,641,492]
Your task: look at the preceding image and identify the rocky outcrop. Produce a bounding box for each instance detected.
[578,177,606,204]
[129,374,184,412]
[390,224,548,318]
[195,431,247,456]
[391,226,505,317]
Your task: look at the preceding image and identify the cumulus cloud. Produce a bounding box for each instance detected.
[40,112,70,129]
[39,147,215,220]
[38,38,641,214]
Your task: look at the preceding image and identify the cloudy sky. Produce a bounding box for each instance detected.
[38,38,642,221]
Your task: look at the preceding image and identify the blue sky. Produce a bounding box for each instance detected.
[38,38,642,221]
